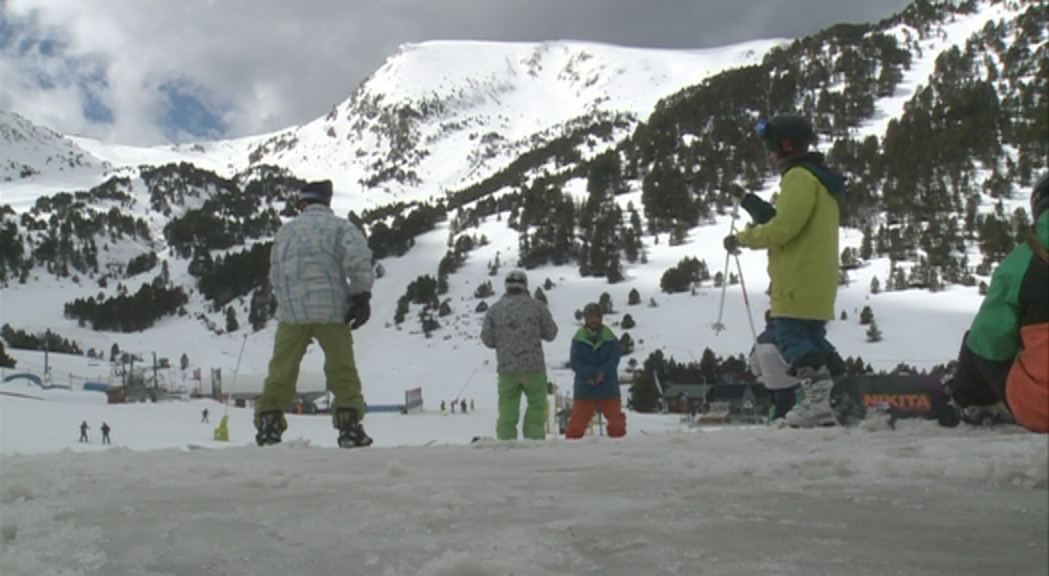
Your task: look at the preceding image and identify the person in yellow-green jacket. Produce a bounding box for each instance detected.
[724,115,847,428]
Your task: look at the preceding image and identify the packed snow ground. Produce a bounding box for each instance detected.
[1,378,1046,576]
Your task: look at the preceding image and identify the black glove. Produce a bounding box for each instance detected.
[345,292,372,329]
[723,234,742,254]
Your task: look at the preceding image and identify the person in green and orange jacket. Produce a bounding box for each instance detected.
[948,172,1048,433]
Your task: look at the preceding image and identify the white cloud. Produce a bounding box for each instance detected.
[1,0,913,145]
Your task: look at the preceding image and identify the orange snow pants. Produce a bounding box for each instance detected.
[565,398,626,439]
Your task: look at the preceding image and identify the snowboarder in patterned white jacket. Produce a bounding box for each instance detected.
[255,180,376,448]
[481,270,558,440]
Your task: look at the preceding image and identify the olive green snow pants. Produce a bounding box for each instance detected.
[497,371,548,440]
[255,322,366,428]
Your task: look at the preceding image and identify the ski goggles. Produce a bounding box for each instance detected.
[756,118,771,139]
[756,119,779,153]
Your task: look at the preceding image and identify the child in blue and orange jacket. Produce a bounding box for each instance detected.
[565,303,625,439]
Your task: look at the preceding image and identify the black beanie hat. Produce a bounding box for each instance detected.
[300,180,333,205]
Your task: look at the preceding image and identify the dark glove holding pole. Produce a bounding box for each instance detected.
[728,184,748,202]
[723,234,742,255]
[344,292,372,329]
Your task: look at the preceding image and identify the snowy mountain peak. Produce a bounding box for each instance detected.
[210,38,781,204]
[0,110,109,182]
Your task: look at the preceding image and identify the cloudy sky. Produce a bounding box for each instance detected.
[1,0,912,146]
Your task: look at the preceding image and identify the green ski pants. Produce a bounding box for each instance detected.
[255,322,366,428]
[497,370,548,440]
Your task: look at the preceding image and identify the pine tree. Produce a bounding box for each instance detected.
[619,332,635,355]
[699,348,719,384]
[0,340,15,368]
[225,306,239,333]
[628,288,641,306]
[860,305,874,325]
[534,287,548,304]
[866,320,883,342]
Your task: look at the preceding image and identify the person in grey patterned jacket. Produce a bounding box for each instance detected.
[255,180,375,448]
[481,270,559,440]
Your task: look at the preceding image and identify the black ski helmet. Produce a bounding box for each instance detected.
[757,115,816,154]
[1032,171,1049,220]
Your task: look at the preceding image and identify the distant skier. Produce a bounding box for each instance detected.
[201,408,209,423]
[469,399,475,412]
[481,269,559,440]
[723,114,847,428]
[440,400,447,415]
[566,303,625,439]
[254,180,375,448]
[460,399,468,414]
[100,422,111,445]
[79,420,90,443]
[947,172,1049,432]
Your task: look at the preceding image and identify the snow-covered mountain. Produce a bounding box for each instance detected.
[0,110,109,182]
[175,39,781,204]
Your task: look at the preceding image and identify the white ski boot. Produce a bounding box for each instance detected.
[783,366,837,428]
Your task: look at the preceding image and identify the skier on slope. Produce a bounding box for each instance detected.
[480,269,559,440]
[254,180,375,448]
[723,114,848,428]
[79,420,90,443]
[565,303,626,439]
[947,172,1049,433]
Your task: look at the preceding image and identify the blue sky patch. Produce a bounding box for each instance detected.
[158,79,228,142]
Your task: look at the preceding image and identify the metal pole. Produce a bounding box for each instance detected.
[713,198,741,334]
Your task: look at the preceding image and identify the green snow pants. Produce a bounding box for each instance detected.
[497,370,548,440]
[255,322,366,429]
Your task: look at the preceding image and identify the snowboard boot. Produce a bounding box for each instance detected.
[255,410,287,446]
[783,366,837,428]
[335,407,373,448]
[768,387,799,423]
[957,402,1015,427]
[942,375,1014,427]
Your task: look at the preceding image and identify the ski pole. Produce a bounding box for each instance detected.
[713,197,741,334]
[733,252,759,343]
